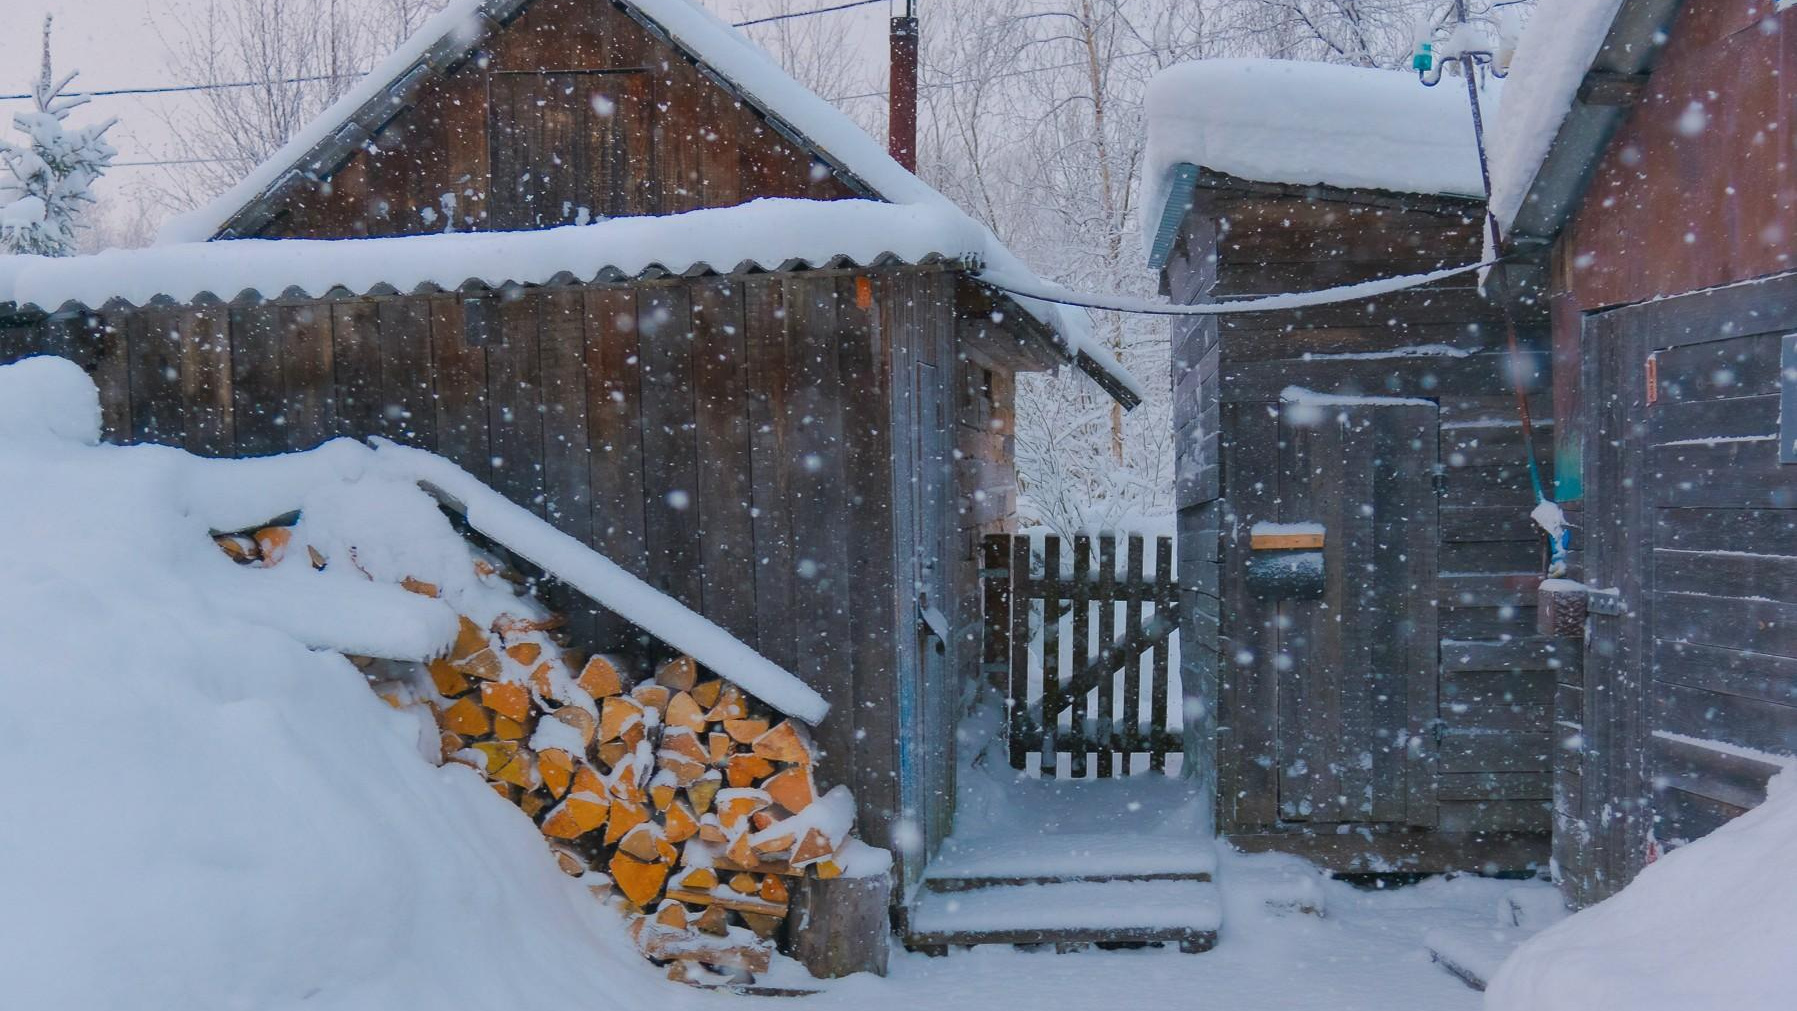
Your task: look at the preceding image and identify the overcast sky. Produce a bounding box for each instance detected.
[0,0,888,233]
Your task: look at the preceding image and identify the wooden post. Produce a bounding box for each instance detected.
[782,870,893,978]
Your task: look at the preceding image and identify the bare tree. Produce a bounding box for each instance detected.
[144,0,446,211]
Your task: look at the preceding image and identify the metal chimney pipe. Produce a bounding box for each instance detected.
[889,8,919,172]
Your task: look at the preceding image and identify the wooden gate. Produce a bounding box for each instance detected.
[982,533,1182,778]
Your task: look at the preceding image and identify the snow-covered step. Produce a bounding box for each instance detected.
[906,878,1222,953]
[922,831,1217,890]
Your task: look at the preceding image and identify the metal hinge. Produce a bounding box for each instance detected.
[1587,588,1626,617]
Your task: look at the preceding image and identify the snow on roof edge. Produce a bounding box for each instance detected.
[5,200,980,313]
[1486,0,1629,234]
[1139,59,1492,261]
[371,439,830,723]
[150,0,1138,402]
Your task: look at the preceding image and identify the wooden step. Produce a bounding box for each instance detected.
[924,869,1213,892]
[904,878,1221,954]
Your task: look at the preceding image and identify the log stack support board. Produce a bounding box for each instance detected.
[211,514,886,986]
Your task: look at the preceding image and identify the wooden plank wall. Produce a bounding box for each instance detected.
[1163,209,1223,822]
[1567,273,1797,905]
[1,269,990,882]
[248,0,855,240]
[1168,183,1559,865]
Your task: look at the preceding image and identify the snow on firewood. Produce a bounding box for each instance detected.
[0,358,658,1008]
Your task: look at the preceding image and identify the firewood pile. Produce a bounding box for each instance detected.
[215,522,865,987]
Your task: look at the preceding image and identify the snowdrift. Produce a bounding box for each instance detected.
[0,357,658,1010]
[1485,768,1797,1011]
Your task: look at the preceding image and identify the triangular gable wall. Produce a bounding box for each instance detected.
[243,0,856,240]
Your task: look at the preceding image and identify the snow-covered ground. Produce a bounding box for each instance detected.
[811,850,1537,1011]
[9,355,1791,1011]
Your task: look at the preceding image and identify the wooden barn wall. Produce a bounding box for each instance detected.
[0,269,992,879]
[1169,185,1559,866]
[1557,272,1797,907]
[1538,0,1794,905]
[1546,0,1794,529]
[1557,0,1793,315]
[246,0,855,240]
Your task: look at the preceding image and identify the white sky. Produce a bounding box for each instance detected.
[0,0,889,233]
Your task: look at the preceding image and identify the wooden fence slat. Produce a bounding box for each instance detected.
[985,531,1182,777]
[1070,534,1091,779]
[1150,536,1173,773]
[983,535,1013,699]
[1123,535,1145,763]
[1097,536,1117,779]
[1009,535,1032,771]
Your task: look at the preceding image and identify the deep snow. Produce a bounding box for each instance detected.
[1487,768,1797,1011]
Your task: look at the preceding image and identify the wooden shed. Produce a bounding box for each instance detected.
[1487,0,1796,907]
[0,0,1136,898]
[1143,60,1556,873]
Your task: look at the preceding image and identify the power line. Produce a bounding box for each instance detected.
[831,45,1164,102]
[0,0,889,102]
[0,73,358,103]
[734,0,886,28]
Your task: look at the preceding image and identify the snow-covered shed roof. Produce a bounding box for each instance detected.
[1486,0,1677,245]
[0,199,995,312]
[1141,59,1491,267]
[144,0,1140,404]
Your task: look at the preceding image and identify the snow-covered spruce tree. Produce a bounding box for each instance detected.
[0,18,118,257]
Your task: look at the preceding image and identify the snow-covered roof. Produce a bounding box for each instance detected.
[0,199,990,312]
[1141,59,1491,264]
[145,0,1139,403]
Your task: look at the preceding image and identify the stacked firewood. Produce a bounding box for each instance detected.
[214,523,862,986]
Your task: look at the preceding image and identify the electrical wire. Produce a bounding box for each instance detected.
[974,257,1507,317]
[733,0,886,28]
[0,0,889,102]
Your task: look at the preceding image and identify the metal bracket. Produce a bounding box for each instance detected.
[919,601,950,655]
[1587,588,1626,617]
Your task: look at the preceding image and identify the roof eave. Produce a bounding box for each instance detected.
[1501,0,1686,250]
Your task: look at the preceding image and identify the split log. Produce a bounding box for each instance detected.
[577,655,628,699]
[610,852,671,908]
[441,696,491,737]
[752,721,816,765]
[656,656,699,693]
[427,658,474,698]
[401,576,440,597]
[450,616,487,660]
[481,681,531,724]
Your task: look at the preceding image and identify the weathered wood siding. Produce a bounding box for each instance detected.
[1557,273,1797,906]
[1537,0,1795,905]
[238,0,854,240]
[1,268,991,886]
[1165,179,1556,869]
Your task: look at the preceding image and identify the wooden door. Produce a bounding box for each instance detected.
[1576,273,1797,906]
[487,70,654,230]
[1273,400,1440,826]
